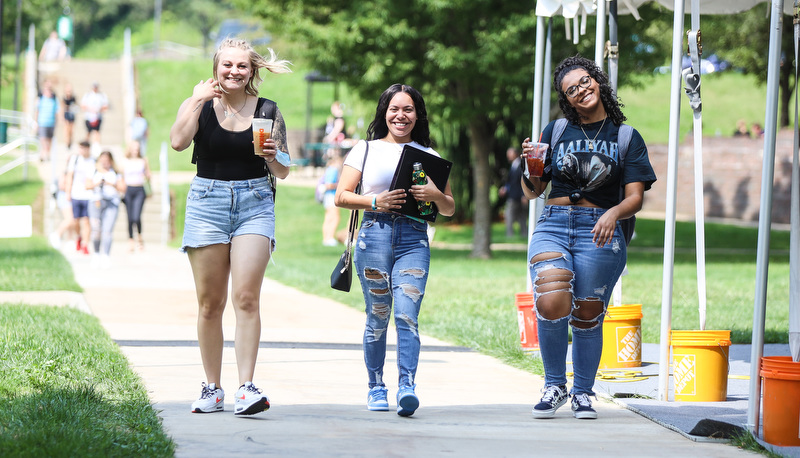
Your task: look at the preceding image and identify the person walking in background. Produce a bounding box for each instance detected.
[498,146,528,237]
[169,38,291,416]
[122,140,151,252]
[62,82,77,149]
[64,141,96,255]
[87,151,126,268]
[321,151,343,246]
[81,82,109,146]
[49,153,78,249]
[335,83,455,417]
[521,55,656,420]
[35,80,58,162]
[130,108,149,157]
[39,31,67,62]
[323,101,347,144]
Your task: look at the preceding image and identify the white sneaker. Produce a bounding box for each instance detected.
[191,382,224,413]
[234,381,270,416]
[48,232,61,249]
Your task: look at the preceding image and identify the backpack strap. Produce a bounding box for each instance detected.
[190,100,214,165]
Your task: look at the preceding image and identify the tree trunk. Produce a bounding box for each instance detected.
[779,61,793,129]
[469,119,493,259]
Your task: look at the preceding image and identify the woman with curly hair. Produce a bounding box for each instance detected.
[521,55,656,420]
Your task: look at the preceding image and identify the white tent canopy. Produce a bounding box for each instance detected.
[531,0,799,439]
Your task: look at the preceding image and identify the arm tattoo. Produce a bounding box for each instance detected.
[273,109,289,157]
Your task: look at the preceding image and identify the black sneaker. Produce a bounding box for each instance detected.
[571,393,598,419]
[532,385,568,419]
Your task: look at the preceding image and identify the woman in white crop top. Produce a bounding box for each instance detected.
[122,140,151,252]
[335,84,455,417]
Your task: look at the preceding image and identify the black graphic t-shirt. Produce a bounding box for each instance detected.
[539,118,656,208]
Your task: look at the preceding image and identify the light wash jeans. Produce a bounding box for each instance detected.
[89,197,120,255]
[354,212,430,390]
[528,205,626,395]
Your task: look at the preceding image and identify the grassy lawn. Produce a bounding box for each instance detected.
[0,161,175,456]
[0,304,174,457]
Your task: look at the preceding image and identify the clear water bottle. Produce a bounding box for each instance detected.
[411,162,433,216]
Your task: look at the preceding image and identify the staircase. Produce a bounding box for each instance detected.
[40,59,170,249]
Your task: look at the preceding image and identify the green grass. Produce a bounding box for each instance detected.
[0,160,80,292]
[0,304,174,457]
[619,72,769,145]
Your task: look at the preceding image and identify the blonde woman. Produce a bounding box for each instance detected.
[86,151,126,268]
[170,38,291,416]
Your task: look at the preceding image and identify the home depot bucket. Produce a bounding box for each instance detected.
[599,304,642,369]
[760,356,800,446]
[515,292,538,350]
[671,330,731,402]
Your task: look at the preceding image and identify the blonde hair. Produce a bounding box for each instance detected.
[213,38,292,97]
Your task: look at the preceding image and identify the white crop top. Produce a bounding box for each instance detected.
[343,140,440,197]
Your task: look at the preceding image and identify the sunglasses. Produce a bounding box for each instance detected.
[564,75,592,99]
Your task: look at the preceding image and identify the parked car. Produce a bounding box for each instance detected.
[212,19,271,49]
[653,53,731,75]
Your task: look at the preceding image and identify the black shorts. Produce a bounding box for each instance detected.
[86,119,102,132]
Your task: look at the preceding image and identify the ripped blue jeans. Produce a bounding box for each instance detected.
[354,212,430,390]
[528,205,626,395]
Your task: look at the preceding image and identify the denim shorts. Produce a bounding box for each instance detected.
[72,199,89,219]
[528,205,626,306]
[181,176,275,253]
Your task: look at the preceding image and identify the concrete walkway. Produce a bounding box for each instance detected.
[21,222,753,457]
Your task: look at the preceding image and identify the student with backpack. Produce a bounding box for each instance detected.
[520,55,656,420]
[169,38,291,417]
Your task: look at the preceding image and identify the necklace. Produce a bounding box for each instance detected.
[579,116,607,152]
[224,97,247,119]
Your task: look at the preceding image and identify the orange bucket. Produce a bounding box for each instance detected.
[599,304,642,369]
[515,292,538,350]
[670,330,731,402]
[760,356,800,446]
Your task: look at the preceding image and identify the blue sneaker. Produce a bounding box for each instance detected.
[396,385,419,417]
[367,386,389,411]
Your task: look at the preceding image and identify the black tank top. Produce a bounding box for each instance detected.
[193,101,268,181]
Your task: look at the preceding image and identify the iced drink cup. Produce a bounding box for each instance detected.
[252,119,273,154]
[526,142,548,177]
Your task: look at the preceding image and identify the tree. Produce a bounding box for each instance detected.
[240,0,542,258]
[236,1,688,257]
[702,6,796,128]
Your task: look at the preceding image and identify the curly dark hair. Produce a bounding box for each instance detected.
[366,84,431,147]
[553,55,626,126]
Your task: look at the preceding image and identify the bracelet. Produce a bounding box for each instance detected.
[265,158,276,163]
[371,196,377,211]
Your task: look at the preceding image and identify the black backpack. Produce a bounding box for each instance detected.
[549,118,636,245]
[191,97,278,196]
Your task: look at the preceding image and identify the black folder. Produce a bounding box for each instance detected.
[389,145,453,222]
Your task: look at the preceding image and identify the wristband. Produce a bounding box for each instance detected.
[371,196,377,210]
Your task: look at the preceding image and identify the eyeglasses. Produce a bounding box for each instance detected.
[564,75,592,99]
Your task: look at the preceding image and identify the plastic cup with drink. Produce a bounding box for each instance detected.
[525,142,548,177]
[252,119,273,154]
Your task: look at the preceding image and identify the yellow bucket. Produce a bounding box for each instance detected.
[671,330,731,402]
[599,304,642,369]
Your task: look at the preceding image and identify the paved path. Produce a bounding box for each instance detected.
[28,235,753,457]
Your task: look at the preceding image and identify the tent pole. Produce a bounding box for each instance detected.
[747,0,784,437]
[608,1,619,92]
[527,15,547,292]
[594,0,606,66]
[658,0,686,402]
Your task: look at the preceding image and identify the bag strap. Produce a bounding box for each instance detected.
[343,142,370,259]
